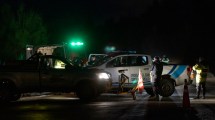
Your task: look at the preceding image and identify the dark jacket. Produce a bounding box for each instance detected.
[151,60,163,78]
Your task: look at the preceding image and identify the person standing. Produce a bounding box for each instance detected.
[88,55,96,66]
[150,56,163,100]
[192,57,209,99]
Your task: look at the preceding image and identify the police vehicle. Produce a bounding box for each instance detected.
[88,52,191,97]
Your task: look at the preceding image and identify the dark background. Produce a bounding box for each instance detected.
[1,0,214,73]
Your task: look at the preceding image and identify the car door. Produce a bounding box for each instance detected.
[40,57,72,91]
[105,56,130,88]
[128,55,151,87]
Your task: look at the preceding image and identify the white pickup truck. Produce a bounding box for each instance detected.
[88,52,191,97]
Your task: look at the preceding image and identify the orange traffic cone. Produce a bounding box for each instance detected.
[137,69,144,94]
[131,69,144,100]
[183,79,190,108]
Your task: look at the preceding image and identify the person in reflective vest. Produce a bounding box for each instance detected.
[192,57,209,99]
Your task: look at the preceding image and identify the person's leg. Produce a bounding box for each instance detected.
[195,83,201,99]
[131,86,137,100]
[151,82,156,97]
[202,82,206,99]
[154,81,160,100]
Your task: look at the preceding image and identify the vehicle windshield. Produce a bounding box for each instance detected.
[93,55,112,66]
[90,54,120,66]
[40,55,82,70]
[89,52,131,66]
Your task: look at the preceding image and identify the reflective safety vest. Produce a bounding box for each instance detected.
[192,63,208,83]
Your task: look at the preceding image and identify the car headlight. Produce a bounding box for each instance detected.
[97,73,110,79]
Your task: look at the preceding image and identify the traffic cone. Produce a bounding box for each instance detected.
[183,79,190,108]
[137,69,144,94]
[130,69,144,100]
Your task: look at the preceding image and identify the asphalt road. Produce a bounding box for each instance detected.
[1,77,215,120]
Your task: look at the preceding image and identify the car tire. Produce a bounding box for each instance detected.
[10,92,21,101]
[158,78,175,97]
[0,80,18,102]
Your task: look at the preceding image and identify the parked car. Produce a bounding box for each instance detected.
[0,53,112,102]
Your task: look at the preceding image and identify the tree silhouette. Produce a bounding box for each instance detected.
[0,3,47,60]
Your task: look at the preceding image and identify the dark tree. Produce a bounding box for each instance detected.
[0,3,48,60]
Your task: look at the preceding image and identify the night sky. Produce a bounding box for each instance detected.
[1,0,214,68]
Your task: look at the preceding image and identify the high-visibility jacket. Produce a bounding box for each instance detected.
[192,63,208,83]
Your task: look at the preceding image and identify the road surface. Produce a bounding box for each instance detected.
[0,77,215,120]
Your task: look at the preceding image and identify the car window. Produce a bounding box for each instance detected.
[42,57,66,69]
[106,55,149,68]
[127,55,148,66]
[87,54,107,66]
[133,56,148,66]
[106,57,121,67]
[106,56,128,67]
[53,59,66,69]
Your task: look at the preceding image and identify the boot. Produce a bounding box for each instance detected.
[194,89,200,99]
[194,96,200,99]
[202,91,205,99]
[202,88,206,99]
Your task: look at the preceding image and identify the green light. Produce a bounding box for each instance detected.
[76,42,83,45]
[70,42,84,46]
[132,79,138,84]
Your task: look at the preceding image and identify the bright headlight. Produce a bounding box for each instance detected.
[97,73,110,79]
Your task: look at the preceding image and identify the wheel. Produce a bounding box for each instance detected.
[10,92,21,101]
[76,81,99,101]
[158,78,175,97]
[144,87,154,96]
[0,81,13,102]
[0,80,20,102]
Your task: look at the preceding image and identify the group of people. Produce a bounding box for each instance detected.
[149,56,209,100]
